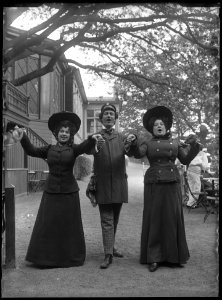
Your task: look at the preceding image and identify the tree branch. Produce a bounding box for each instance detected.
[86,13,217,25]
[5,7,67,50]
[164,24,218,51]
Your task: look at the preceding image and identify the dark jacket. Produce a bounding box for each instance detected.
[88,129,129,204]
[21,133,95,193]
[133,136,200,183]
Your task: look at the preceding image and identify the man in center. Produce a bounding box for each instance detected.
[90,103,135,269]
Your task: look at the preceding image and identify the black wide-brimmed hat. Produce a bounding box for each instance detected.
[143,106,173,132]
[48,111,81,133]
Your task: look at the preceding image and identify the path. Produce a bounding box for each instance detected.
[2,162,219,297]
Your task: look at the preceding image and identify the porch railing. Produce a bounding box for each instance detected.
[26,127,49,147]
[3,80,29,115]
[26,128,49,172]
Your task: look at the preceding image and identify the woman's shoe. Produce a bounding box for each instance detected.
[165,262,184,268]
[148,262,158,272]
[100,254,113,269]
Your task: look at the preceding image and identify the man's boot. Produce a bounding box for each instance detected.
[113,247,124,258]
[100,254,113,269]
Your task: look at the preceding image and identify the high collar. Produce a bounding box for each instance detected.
[152,132,171,140]
[56,142,70,147]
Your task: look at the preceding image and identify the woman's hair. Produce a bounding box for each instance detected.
[53,120,76,144]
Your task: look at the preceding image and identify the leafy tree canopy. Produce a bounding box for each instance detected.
[4,4,219,86]
[3,4,219,158]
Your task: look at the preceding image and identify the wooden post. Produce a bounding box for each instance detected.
[5,187,16,268]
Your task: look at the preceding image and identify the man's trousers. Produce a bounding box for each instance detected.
[98,203,123,255]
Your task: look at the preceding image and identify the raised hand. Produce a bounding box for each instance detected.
[185,134,198,145]
[124,134,137,152]
[126,134,136,144]
[92,134,105,152]
[4,125,26,146]
[11,126,26,142]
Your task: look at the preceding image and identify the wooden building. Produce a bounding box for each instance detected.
[3,27,88,196]
[3,26,121,196]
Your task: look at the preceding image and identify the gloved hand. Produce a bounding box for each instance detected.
[92,134,105,152]
[124,134,137,152]
[126,134,137,144]
[185,134,198,145]
[11,126,26,142]
[4,124,26,146]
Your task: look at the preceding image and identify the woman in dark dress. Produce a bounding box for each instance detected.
[14,111,102,268]
[129,106,201,272]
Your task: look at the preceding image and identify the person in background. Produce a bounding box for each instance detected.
[88,103,136,269]
[186,145,209,208]
[9,111,103,268]
[127,106,201,272]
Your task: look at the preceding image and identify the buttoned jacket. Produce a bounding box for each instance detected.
[21,133,95,193]
[133,136,200,183]
[87,129,129,204]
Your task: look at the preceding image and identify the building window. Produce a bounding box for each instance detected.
[14,56,40,116]
[87,110,94,117]
[87,109,102,134]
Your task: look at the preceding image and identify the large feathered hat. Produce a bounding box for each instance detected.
[143,106,173,133]
[48,111,81,133]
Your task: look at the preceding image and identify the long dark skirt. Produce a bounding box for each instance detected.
[140,182,190,265]
[26,192,86,267]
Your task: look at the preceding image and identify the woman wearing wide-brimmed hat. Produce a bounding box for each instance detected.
[11,111,103,268]
[127,106,201,272]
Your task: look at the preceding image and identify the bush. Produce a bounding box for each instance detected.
[74,155,93,180]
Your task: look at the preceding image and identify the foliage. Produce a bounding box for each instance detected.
[3,4,219,162]
[3,4,219,88]
[114,11,219,143]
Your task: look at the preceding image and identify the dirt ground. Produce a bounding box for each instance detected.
[2,162,219,297]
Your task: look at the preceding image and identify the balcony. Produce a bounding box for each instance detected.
[3,80,29,115]
[3,80,30,127]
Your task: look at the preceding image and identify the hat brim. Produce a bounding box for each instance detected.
[48,111,81,133]
[143,106,173,132]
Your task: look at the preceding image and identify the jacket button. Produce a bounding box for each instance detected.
[157,140,160,143]
[159,170,161,173]
[170,142,173,144]
[158,159,161,162]
[156,149,159,151]
[171,169,173,172]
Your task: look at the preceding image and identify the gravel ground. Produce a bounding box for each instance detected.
[2,162,219,297]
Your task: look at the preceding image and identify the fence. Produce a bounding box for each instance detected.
[2,187,16,268]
